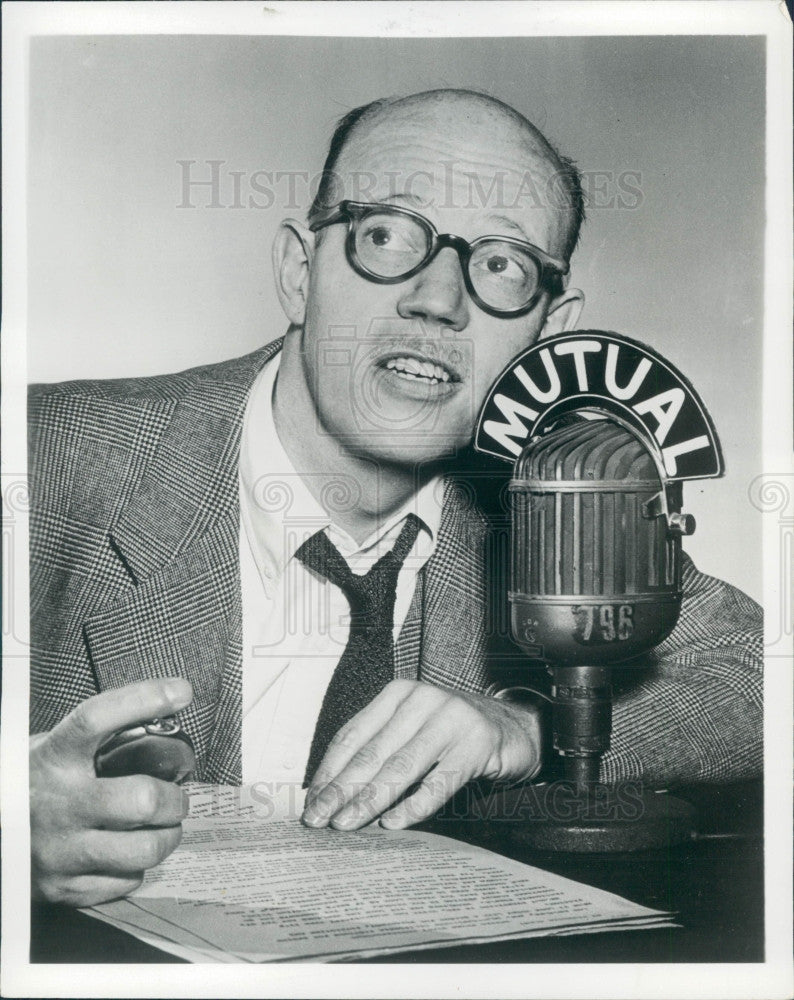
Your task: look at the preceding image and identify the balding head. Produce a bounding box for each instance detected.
[309,88,584,261]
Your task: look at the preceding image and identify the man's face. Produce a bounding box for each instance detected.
[293,99,577,466]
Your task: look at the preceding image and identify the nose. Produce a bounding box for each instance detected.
[395,248,470,331]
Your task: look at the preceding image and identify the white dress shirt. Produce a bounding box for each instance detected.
[239,353,443,784]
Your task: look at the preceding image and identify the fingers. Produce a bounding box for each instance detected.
[307,680,416,796]
[301,683,545,832]
[33,873,145,908]
[43,677,193,765]
[303,684,462,829]
[329,719,450,829]
[379,756,470,830]
[86,825,184,875]
[33,820,184,907]
[74,776,190,831]
[30,686,193,907]
[34,824,183,881]
[307,728,443,830]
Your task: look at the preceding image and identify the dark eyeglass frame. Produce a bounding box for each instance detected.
[308,199,569,318]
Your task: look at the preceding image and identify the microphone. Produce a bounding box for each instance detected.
[509,416,693,790]
[474,331,723,851]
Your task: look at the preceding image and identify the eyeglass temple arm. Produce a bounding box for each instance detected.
[308,203,350,232]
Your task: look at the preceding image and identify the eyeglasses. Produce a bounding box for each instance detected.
[308,200,569,318]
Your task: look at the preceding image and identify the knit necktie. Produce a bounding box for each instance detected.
[294,513,422,786]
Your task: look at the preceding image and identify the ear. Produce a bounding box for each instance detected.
[272,219,315,326]
[538,287,585,339]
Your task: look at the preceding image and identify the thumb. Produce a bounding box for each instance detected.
[41,677,193,765]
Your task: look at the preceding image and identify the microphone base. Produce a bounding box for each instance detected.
[495,782,696,853]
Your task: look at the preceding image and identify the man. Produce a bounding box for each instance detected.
[28,90,762,906]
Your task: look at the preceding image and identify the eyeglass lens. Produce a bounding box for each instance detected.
[353,210,542,310]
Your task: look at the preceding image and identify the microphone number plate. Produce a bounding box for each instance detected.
[572,603,635,644]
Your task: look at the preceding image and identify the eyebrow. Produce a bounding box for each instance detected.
[484,213,531,241]
[374,197,536,244]
[380,191,433,210]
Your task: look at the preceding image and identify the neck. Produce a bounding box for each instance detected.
[273,334,437,545]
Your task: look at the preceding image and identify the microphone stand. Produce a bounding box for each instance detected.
[552,662,611,791]
[507,657,697,852]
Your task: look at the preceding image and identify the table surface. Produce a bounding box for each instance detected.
[30,780,764,965]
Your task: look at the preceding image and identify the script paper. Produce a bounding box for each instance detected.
[85,785,673,962]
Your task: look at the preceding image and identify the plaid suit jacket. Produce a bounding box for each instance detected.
[29,343,763,786]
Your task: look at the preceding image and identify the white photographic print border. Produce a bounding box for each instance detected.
[2,3,792,998]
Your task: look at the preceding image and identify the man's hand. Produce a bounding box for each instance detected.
[301,680,542,831]
[30,677,193,907]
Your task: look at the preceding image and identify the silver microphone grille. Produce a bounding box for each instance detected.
[509,419,683,664]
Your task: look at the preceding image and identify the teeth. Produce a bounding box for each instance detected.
[385,357,451,383]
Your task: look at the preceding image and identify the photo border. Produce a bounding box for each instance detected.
[2,3,792,998]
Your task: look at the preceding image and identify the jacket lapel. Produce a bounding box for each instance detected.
[416,478,492,694]
[84,512,241,780]
[84,344,280,782]
[108,347,278,583]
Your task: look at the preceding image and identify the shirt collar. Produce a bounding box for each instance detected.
[240,351,443,583]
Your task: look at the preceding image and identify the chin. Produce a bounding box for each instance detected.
[337,432,464,470]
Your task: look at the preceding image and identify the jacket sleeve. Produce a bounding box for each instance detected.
[602,553,763,786]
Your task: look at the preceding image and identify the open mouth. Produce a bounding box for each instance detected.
[377,351,460,387]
